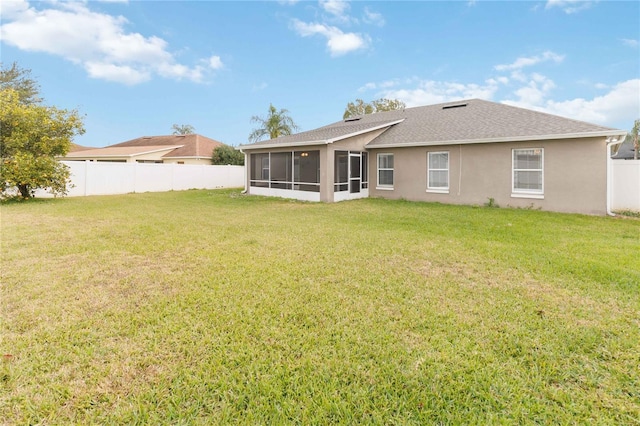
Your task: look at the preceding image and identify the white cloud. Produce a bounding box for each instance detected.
[0,1,223,85]
[363,7,385,27]
[252,82,268,92]
[545,0,595,14]
[378,79,500,107]
[208,55,224,70]
[291,19,368,56]
[538,79,640,126]
[621,38,639,48]
[495,51,564,71]
[85,62,149,85]
[320,0,350,19]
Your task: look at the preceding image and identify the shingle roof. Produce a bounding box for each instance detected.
[613,137,637,159]
[110,134,224,158]
[240,99,623,150]
[241,117,404,149]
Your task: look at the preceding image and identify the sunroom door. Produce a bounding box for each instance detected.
[349,153,361,193]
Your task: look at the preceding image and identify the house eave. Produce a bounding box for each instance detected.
[238,140,330,150]
[365,130,627,149]
[326,118,405,143]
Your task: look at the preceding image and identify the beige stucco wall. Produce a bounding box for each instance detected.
[162,158,211,165]
[368,137,608,215]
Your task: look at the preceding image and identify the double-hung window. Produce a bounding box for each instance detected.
[377,153,394,189]
[427,151,449,192]
[512,148,543,197]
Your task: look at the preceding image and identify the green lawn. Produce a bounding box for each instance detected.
[2,189,639,424]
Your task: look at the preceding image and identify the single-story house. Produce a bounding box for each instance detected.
[238,99,627,215]
[63,134,224,165]
[612,137,637,160]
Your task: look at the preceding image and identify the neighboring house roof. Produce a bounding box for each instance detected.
[109,134,224,159]
[64,146,183,159]
[612,137,637,159]
[240,99,625,150]
[69,143,93,152]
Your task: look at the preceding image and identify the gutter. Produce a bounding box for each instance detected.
[606,134,627,216]
[366,129,627,149]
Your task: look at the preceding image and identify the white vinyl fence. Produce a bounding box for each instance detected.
[612,160,640,212]
[36,161,244,197]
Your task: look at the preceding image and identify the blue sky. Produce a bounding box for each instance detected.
[1,0,639,148]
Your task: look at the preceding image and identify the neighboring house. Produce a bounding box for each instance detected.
[63,134,224,165]
[238,99,627,215]
[612,137,637,160]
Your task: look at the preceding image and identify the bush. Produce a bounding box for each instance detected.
[211,145,244,165]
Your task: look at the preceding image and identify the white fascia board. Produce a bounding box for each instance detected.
[366,130,627,149]
[238,140,329,150]
[326,119,405,144]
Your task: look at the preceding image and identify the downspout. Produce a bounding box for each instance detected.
[240,149,248,194]
[606,136,625,216]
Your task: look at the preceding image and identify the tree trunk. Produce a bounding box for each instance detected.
[17,184,31,198]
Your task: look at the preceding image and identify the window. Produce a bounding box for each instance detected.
[427,151,449,192]
[377,153,394,189]
[270,152,292,189]
[294,151,320,192]
[250,153,269,187]
[512,148,543,196]
[250,151,319,192]
[334,151,349,192]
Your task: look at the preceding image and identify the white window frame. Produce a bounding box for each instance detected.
[427,151,449,193]
[376,153,394,190]
[512,148,544,199]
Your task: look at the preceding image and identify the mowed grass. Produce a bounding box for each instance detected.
[1,189,639,424]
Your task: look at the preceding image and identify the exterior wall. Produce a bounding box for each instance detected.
[368,137,608,215]
[612,159,640,212]
[162,158,211,165]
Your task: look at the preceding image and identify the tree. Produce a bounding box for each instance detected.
[171,124,195,135]
[1,65,85,199]
[0,62,41,105]
[631,119,639,160]
[343,98,406,119]
[211,145,244,165]
[248,104,299,143]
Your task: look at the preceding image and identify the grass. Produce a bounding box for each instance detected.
[1,189,639,424]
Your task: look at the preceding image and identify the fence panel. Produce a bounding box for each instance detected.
[612,160,640,212]
[35,161,244,197]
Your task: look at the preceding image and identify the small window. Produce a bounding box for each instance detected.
[427,151,449,192]
[512,148,543,197]
[377,153,394,189]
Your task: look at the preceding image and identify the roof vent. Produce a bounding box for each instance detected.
[142,136,152,139]
[344,117,361,122]
[442,103,468,110]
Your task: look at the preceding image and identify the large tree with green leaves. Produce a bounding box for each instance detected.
[171,124,195,135]
[211,145,244,165]
[631,119,639,160]
[343,98,406,119]
[1,64,85,199]
[248,104,299,143]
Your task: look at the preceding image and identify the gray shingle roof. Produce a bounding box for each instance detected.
[240,99,623,150]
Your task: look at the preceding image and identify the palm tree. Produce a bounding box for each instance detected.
[248,104,299,143]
